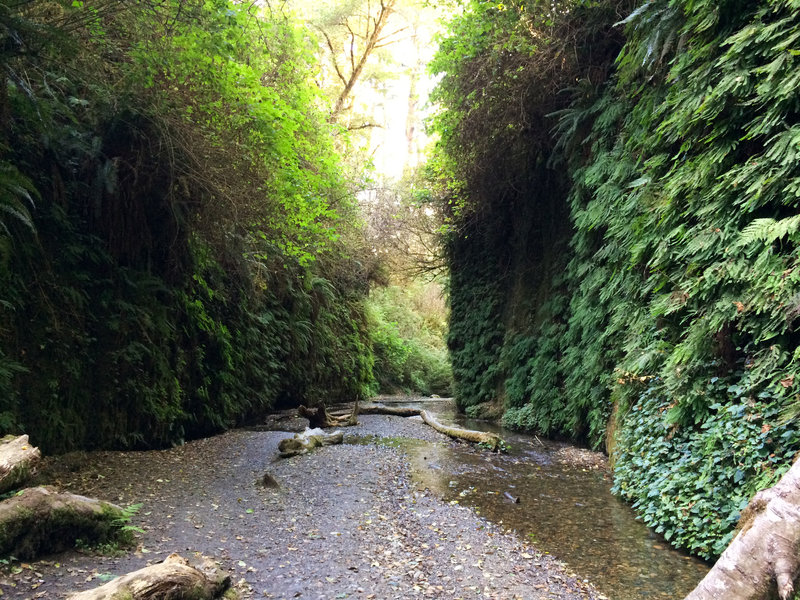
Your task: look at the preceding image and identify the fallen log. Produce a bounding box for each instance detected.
[356,404,422,417]
[67,553,230,600]
[419,410,504,451]
[278,427,344,458]
[0,434,41,494]
[336,402,505,450]
[684,457,800,600]
[298,402,358,428]
[0,486,130,559]
[250,410,309,433]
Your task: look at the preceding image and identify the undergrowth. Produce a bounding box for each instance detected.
[367,282,452,397]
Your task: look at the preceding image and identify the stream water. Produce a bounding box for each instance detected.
[376,398,710,600]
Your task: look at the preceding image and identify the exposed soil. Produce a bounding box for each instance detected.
[2,412,603,600]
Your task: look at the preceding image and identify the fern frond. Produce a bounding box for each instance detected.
[0,162,37,235]
[739,215,800,245]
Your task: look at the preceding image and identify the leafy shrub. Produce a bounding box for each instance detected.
[367,283,452,396]
[613,379,800,559]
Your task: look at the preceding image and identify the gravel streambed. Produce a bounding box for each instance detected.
[2,414,603,600]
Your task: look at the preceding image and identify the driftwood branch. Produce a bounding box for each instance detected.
[0,434,41,494]
[348,403,505,451]
[0,486,128,559]
[67,553,230,599]
[685,457,800,600]
[347,122,381,131]
[278,428,345,458]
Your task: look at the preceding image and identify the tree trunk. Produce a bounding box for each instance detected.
[298,403,358,428]
[339,403,505,450]
[278,428,345,458]
[67,553,230,600]
[0,434,41,494]
[304,402,510,456]
[329,0,397,120]
[684,457,800,600]
[420,410,503,451]
[298,405,328,428]
[0,486,127,559]
[357,403,422,417]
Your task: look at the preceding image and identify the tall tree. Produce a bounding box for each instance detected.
[313,0,404,121]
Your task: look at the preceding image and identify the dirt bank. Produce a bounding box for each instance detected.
[1,413,603,600]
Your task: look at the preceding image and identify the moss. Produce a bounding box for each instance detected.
[604,396,622,468]
[0,492,134,560]
[0,505,33,557]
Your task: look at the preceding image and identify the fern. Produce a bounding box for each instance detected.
[0,162,37,237]
[739,215,800,245]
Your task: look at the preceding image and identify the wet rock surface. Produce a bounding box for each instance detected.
[3,414,601,600]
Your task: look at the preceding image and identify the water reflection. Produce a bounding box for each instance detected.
[377,399,709,600]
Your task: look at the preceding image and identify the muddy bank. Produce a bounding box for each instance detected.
[2,413,601,600]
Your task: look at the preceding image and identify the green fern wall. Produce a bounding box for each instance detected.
[0,3,374,453]
[432,0,800,560]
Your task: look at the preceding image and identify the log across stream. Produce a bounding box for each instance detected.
[358,398,711,600]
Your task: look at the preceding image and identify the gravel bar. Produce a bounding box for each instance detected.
[2,414,604,600]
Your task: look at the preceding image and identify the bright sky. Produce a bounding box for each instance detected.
[361,23,439,180]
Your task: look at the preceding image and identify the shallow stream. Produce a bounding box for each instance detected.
[377,398,710,600]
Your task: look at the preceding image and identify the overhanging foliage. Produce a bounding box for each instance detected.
[0,0,375,452]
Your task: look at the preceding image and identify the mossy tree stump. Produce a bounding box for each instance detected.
[0,486,131,559]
